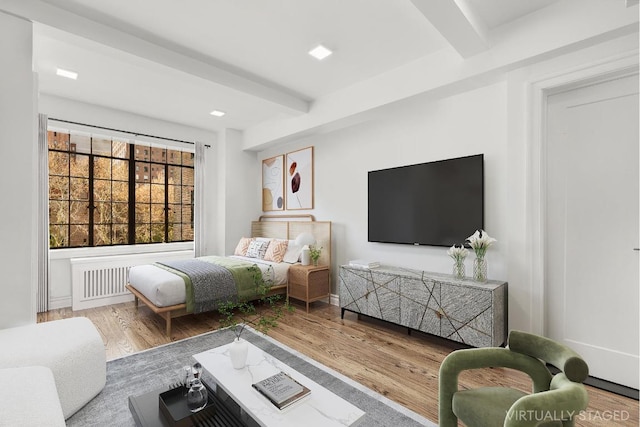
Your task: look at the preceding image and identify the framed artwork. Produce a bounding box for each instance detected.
[286,146,314,210]
[262,155,284,211]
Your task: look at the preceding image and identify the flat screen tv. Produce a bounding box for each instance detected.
[368,154,484,247]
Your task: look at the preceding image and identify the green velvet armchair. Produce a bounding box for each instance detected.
[439,330,589,427]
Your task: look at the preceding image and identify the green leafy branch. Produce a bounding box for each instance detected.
[218,264,294,339]
[309,245,322,263]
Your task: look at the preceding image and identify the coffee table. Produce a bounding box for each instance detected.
[193,341,365,427]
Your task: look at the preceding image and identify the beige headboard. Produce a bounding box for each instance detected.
[251,215,332,267]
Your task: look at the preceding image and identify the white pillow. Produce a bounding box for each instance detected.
[282,240,302,264]
[246,240,269,259]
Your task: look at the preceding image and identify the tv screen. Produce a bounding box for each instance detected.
[368,154,484,247]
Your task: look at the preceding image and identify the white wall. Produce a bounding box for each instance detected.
[40,95,216,149]
[261,81,509,286]
[504,33,639,333]
[0,12,37,328]
[217,129,261,255]
[257,33,638,333]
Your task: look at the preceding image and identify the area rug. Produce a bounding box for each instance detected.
[67,326,437,426]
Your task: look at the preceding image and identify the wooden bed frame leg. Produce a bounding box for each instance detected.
[134,295,139,308]
[165,314,172,337]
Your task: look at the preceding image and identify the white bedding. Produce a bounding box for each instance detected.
[127,256,290,308]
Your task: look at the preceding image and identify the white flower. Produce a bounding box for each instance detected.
[447,244,468,261]
[466,230,496,257]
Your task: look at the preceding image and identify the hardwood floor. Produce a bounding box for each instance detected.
[38,300,638,426]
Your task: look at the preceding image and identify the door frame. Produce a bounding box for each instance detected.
[527,51,639,335]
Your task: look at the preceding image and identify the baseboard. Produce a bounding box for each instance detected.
[330,293,339,306]
[48,296,72,310]
[548,366,639,400]
[584,376,638,400]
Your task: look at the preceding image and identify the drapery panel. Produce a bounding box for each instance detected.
[37,113,49,313]
[194,140,207,257]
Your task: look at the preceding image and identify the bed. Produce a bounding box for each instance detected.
[126,216,331,336]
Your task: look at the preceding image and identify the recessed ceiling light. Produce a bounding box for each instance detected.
[210,110,226,117]
[56,68,78,80]
[308,44,332,60]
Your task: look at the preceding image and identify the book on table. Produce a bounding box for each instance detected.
[252,371,311,410]
[348,259,380,269]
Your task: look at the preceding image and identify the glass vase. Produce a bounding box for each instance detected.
[473,256,487,282]
[453,259,465,279]
[186,378,208,412]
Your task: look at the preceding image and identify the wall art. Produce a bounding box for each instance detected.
[262,155,284,211]
[286,146,314,210]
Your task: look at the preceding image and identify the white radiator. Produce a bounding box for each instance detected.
[71,250,194,310]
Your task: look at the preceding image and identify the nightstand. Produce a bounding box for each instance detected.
[288,264,330,313]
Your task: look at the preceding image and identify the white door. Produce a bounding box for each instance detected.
[545,72,639,389]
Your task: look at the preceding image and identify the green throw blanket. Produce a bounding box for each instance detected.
[155,256,263,313]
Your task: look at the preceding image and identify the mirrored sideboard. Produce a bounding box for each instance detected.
[339,265,507,347]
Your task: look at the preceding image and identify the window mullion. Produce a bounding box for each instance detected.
[88,153,95,247]
[128,146,136,245]
[164,163,169,243]
[67,148,71,248]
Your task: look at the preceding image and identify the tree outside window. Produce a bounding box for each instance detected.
[48,130,195,248]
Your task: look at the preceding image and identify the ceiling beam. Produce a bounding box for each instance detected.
[0,0,309,114]
[245,0,638,149]
[410,0,488,58]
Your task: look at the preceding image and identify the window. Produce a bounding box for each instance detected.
[48,130,195,248]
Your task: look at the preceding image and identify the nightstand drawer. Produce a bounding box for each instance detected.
[288,267,308,285]
[288,282,308,300]
[306,269,329,298]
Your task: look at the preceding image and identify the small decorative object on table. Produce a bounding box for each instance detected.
[228,325,250,369]
[466,229,497,283]
[447,244,468,279]
[159,365,214,426]
[309,245,322,266]
[348,259,380,269]
[252,371,311,410]
[180,365,193,390]
[186,377,208,412]
[180,363,203,391]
